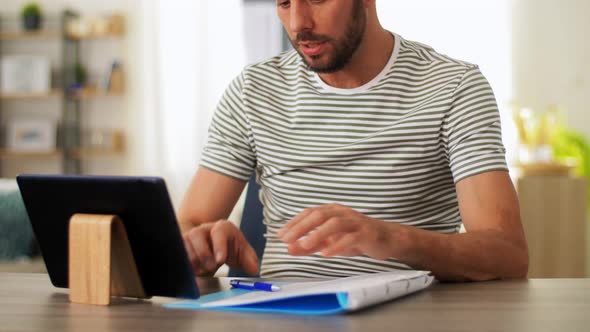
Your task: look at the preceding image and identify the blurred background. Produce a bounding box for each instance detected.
[0,0,588,278]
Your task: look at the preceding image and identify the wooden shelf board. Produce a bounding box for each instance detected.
[0,30,61,40]
[0,150,62,158]
[69,90,124,100]
[67,32,124,41]
[71,148,124,158]
[0,90,63,100]
[0,31,124,41]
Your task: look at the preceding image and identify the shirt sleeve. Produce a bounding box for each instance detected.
[443,66,508,184]
[199,73,256,181]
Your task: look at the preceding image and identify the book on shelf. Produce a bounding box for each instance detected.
[104,60,124,94]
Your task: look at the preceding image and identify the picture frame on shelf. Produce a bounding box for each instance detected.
[0,55,51,94]
[6,120,56,152]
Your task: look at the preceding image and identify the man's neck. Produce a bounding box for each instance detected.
[318,27,395,89]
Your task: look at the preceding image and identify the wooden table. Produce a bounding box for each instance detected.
[1,273,589,332]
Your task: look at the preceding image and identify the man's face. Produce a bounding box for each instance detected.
[278,0,366,73]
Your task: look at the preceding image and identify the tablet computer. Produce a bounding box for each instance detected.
[17,174,199,300]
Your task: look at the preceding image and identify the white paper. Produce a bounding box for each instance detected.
[201,270,433,310]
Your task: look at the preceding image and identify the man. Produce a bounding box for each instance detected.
[178,0,529,281]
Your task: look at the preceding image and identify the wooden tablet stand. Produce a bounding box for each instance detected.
[68,214,147,305]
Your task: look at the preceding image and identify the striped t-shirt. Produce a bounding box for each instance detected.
[200,33,508,278]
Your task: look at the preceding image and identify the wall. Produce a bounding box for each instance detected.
[512,0,590,137]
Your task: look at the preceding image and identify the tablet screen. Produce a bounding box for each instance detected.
[17,174,199,299]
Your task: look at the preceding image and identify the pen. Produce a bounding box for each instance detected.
[230,280,281,292]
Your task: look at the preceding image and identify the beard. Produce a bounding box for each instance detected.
[290,0,366,73]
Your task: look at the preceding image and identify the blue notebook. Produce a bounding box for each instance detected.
[165,270,434,315]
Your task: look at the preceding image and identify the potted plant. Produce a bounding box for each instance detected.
[21,3,42,31]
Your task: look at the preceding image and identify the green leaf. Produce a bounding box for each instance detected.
[552,128,590,207]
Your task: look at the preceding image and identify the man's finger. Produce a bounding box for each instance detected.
[222,230,259,275]
[238,241,259,276]
[276,207,313,238]
[287,238,334,256]
[298,217,356,250]
[183,235,201,273]
[188,226,216,272]
[278,204,345,237]
[279,209,334,243]
[210,222,231,267]
[320,233,359,257]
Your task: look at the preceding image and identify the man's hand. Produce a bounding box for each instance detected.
[183,220,259,276]
[277,203,398,260]
[278,172,528,282]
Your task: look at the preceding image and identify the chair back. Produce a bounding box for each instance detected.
[227,175,266,277]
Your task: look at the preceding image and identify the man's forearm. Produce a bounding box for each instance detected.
[178,219,197,234]
[177,167,247,235]
[178,218,216,235]
[391,224,529,281]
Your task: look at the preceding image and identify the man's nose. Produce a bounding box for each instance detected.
[289,1,313,33]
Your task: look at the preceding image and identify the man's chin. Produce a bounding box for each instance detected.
[306,61,342,74]
[301,56,334,73]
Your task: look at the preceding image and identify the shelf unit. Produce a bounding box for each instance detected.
[0,11,125,176]
[0,29,61,41]
[0,149,63,159]
[0,89,63,100]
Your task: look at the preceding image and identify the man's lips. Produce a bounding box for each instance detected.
[299,41,327,57]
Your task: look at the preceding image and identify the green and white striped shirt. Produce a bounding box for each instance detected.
[200,33,508,278]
